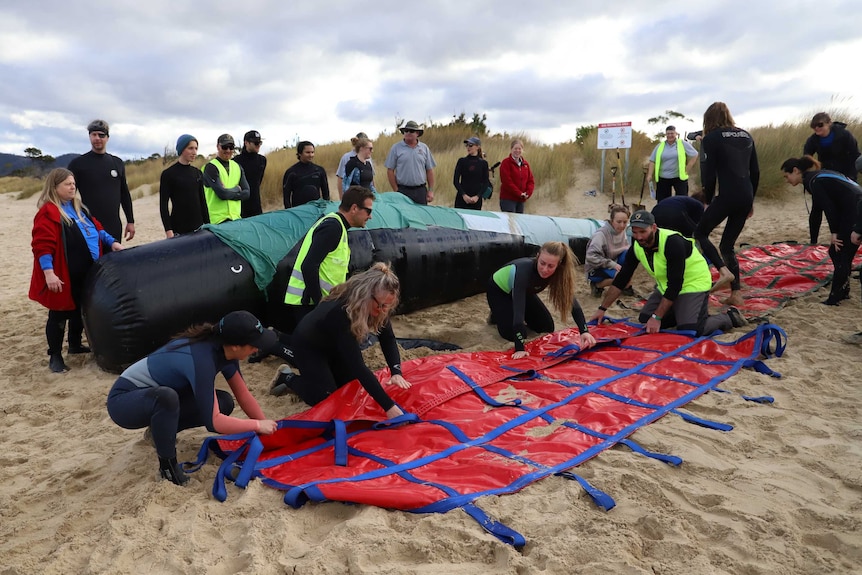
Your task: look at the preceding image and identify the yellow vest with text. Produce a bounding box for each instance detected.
[284,213,349,305]
[203,159,242,223]
[654,140,688,181]
[633,228,711,295]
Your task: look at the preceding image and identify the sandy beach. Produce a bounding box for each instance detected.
[2,184,861,575]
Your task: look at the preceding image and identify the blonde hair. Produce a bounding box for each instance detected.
[539,241,577,321]
[37,168,83,225]
[324,262,401,341]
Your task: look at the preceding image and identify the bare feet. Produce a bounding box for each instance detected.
[710,268,735,293]
[721,291,744,307]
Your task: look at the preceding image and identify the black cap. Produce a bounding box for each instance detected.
[629,210,656,229]
[217,311,277,352]
[243,130,263,143]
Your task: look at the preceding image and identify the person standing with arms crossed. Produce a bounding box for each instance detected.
[202,134,250,224]
[498,139,534,213]
[68,119,135,242]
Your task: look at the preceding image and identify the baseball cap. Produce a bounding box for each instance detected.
[217,311,278,352]
[464,137,481,146]
[87,119,109,135]
[629,210,656,229]
[243,130,263,143]
[217,133,235,146]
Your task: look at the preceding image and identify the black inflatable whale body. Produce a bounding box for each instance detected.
[82,194,600,373]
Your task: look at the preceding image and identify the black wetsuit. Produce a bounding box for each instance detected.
[694,127,759,291]
[288,298,402,410]
[652,195,704,237]
[68,151,134,241]
[804,170,862,302]
[486,257,588,352]
[235,149,267,217]
[453,154,490,210]
[159,162,209,234]
[803,122,860,181]
[282,161,330,208]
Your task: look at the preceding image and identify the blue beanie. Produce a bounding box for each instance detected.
[176,134,197,156]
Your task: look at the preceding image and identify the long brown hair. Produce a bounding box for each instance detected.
[539,241,577,321]
[703,101,736,135]
[37,168,84,225]
[325,262,401,341]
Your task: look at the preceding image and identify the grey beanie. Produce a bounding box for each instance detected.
[176,134,197,155]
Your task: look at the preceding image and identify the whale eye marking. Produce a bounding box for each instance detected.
[231,265,243,274]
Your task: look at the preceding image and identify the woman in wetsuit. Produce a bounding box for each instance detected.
[693,101,760,308]
[487,241,597,359]
[106,311,280,485]
[269,262,411,418]
[781,155,862,305]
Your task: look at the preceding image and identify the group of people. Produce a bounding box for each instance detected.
[27,106,862,485]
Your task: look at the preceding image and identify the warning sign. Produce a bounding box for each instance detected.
[597,122,632,149]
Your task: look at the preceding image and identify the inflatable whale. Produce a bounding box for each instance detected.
[82,193,600,372]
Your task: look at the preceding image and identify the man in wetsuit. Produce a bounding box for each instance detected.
[282,141,330,208]
[235,130,267,218]
[591,210,746,335]
[202,134,250,224]
[68,119,135,242]
[651,191,707,238]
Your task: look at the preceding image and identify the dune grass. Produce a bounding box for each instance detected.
[5,110,860,208]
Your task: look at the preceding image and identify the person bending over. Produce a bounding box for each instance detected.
[487,241,596,359]
[270,263,411,419]
[106,311,280,485]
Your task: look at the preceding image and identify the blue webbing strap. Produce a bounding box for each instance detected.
[461,503,527,548]
[742,359,781,378]
[619,438,683,466]
[741,395,775,404]
[371,412,419,429]
[332,419,348,467]
[183,430,257,472]
[555,471,616,511]
[670,409,733,431]
[448,366,522,407]
[231,434,265,488]
[758,324,787,358]
[213,436,256,502]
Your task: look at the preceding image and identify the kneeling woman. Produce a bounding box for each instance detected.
[271,262,411,418]
[107,311,280,485]
[487,241,597,359]
[781,155,862,305]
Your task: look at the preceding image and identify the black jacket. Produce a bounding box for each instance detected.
[803,122,860,181]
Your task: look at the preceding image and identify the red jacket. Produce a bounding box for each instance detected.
[29,202,105,311]
[499,155,535,202]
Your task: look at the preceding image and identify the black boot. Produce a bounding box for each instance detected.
[68,344,91,354]
[158,457,189,486]
[49,353,69,373]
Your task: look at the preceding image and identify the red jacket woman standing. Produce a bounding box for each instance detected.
[30,168,123,372]
[498,139,535,213]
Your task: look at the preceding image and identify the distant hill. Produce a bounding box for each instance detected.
[0,153,79,177]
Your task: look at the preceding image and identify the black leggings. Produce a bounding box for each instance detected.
[486,282,554,343]
[288,345,356,406]
[828,237,861,298]
[107,378,235,459]
[694,195,752,291]
[46,308,84,354]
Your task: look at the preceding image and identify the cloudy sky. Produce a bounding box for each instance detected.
[2,1,859,160]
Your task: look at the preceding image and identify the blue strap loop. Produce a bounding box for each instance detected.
[331,419,348,467]
[555,471,616,511]
[372,412,419,430]
[461,503,527,548]
[741,395,775,404]
[671,409,734,431]
[448,366,521,407]
[619,438,683,466]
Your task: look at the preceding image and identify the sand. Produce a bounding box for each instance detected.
[1,184,861,575]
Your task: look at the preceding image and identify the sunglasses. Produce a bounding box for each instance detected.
[372,295,391,311]
[359,205,373,215]
[403,129,417,133]
[812,122,826,129]
[220,144,235,150]
[91,132,108,139]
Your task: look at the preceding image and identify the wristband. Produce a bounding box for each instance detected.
[598,305,608,312]
[651,313,662,321]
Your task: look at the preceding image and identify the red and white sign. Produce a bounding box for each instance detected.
[597,121,632,149]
